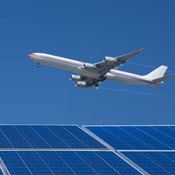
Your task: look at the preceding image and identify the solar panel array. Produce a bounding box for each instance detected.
[0,125,144,175]
[85,125,175,175]
[0,125,174,174]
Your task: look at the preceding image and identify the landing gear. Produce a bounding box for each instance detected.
[37,63,40,68]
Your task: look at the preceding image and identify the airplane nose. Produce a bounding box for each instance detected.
[28,54,35,58]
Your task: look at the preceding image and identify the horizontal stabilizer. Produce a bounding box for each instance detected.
[152,74,175,88]
[153,74,175,83]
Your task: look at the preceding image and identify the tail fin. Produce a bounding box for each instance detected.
[151,75,175,88]
[144,65,168,80]
[143,65,174,88]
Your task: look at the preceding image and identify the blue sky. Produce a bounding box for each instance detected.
[0,0,174,125]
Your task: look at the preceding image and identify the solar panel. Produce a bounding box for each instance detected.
[85,125,175,150]
[0,125,174,174]
[122,151,175,175]
[0,125,106,149]
[0,170,3,175]
[0,151,140,175]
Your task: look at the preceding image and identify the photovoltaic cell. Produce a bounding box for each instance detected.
[122,151,175,175]
[85,126,175,150]
[0,125,106,149]
[0,151,140,175]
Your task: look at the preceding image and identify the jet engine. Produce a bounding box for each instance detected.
[83,63,96,69]
[103,56,117,62]
[75,81,88,88]
[70,75,82,82]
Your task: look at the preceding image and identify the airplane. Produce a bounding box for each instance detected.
[28,48,174,89]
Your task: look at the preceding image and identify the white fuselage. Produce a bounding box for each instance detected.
[28,53,153,86]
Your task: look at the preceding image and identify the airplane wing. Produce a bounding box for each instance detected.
[74,48,145,89]
[95,48,145,75]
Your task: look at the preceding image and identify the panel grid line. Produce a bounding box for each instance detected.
[93,152,122,175]
[1,125,175,175]
[28,125,52,148]
[62,126,90,148]
[119,127,153,149]
[54,152,78,175]
[151,126,175,142]
[122,151,175,175]
[102,127,134,149]
[81,126,112,150]
[114,151,149,175]
[0,128,33,175]
[134,126,173,150]
[168,126,175,133]
[44,125,72,148]
[72,152,99,175]
[14,126,55,175]
[33,152,55,175]
[83,126,149,174]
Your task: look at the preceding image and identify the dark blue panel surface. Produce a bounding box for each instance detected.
[19,151,54,175]
[31,126,69,148]
[78,151,140,174]
[120,126,170,150]
[15,126,50,148]
[135,126,175,149]
[0,170,3,175]
[153,126,175,139]
[0,125,105,149]
[0,130,12,148]
[0,151,140,175]
[63,126,106,148]
[123,151,175,175]
[85,126,175,150]
[47,126,106,148]
[46,126,88,148]
[0,151,31,175]
[0,126,32,148]
[86,126,133,150]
